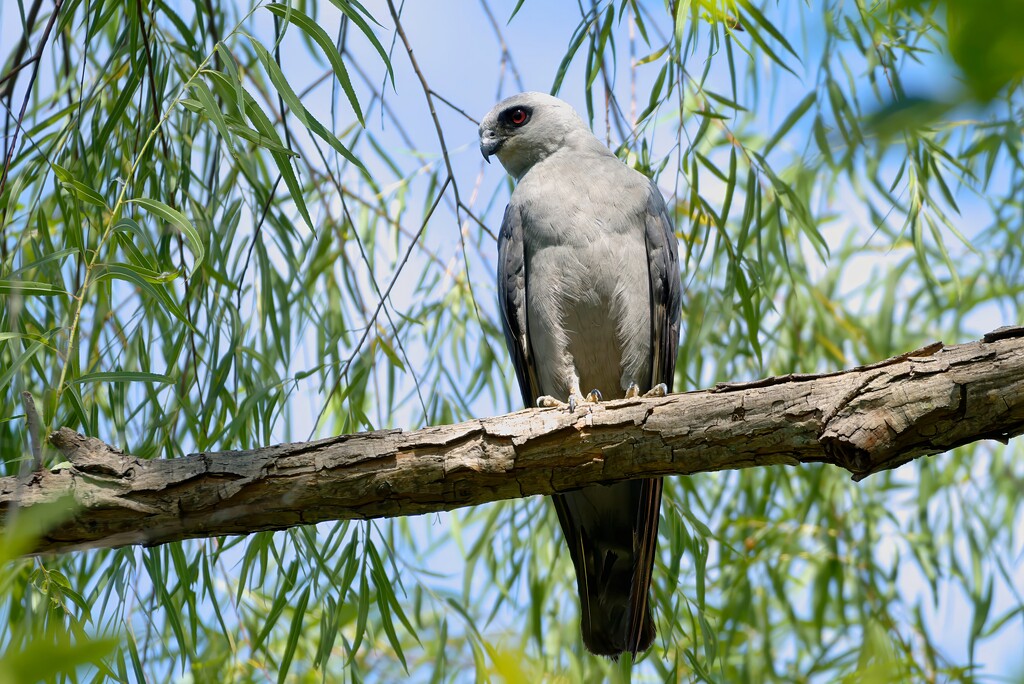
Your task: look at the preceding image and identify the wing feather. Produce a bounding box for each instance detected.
[624,182,681,655]
[497,203,540,407]
[645,181,683,392]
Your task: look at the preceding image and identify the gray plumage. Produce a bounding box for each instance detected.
[480,92,681,658]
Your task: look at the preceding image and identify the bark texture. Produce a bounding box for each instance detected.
[2,328,1022,555]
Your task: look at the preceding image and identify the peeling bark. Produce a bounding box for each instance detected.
[2,328,1022,556]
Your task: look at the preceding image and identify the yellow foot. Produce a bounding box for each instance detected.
[536,389,602,413]
[644,383,668,398]
[625,382,668,398]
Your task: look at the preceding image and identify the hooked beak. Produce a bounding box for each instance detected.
[479,129,504,162]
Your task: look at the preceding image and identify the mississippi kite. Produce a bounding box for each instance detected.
[479,92,682,657]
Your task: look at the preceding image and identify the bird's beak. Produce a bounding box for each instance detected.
[479,129,503,163]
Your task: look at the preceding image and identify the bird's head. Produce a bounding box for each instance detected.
[479,92,587,179]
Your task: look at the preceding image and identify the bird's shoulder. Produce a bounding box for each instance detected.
[512,148,654,210]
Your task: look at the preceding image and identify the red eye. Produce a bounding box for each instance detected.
[510,108,528,126]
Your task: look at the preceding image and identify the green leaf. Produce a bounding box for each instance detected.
[204,70,314,231]
[112,218,161,266]
[191,77,236,156]
[374,335,406,371]
[763,91,815,155]
[250,37,367,174]
[72,371,175,385]
[368,542,410,671]
[96,68,142,148]
[736,0,800,60]
[508,0,527,22]
[0,280,65,296]
[9,248,79,279]
[94,264,196,331]
[278,585,310,684]
[735,0,799,76]
[551,14,597,95]
[322,0,394,85]
[0,497,79,564]
[129,198,205,277]
[265,3,364,125]
[948,0,1024,100]
[227,122,300,156]
[51,162,108,208]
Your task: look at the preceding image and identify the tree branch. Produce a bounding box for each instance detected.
[3,329,1022,556]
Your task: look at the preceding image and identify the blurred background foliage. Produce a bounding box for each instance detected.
[1,0,1022,681]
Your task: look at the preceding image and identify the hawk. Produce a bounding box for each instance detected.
[479,92,682,657]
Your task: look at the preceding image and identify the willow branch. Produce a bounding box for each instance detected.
[2,328,1022,556]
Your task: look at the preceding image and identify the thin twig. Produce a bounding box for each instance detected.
[310,175,452,438]
[304,117,431,424]
[478,0,525,93]
[429,89,479,125]
[0,54,40,90]
[0,0,64,200]
[136,0,207,410]
[457,202,498,242]
[386,0,484,325]
[233,67,335,316]
[0,0,44,102]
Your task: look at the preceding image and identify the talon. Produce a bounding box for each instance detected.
[625,382,641,398]
[537,395,562,408]
[585,389,603,403]
[566,390,589,413]
[643,383,668,398]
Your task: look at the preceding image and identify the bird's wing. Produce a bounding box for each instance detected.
[623,181,681,655]
[645,179,683,392]
[497,203,540,407]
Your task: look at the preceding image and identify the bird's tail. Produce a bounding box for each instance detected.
[553,477,663,658]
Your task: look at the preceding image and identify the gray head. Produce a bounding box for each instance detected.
[479,92,594,179]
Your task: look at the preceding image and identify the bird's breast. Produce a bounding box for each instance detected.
[524,232,651,400]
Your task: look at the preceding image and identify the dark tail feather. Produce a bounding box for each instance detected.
[553,477,663,658]
[626,477,663,655]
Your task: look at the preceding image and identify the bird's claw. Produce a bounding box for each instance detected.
[625,382,668,399]
[537,390,602,413]
[644,383,668,398]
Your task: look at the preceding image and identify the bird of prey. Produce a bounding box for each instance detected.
[479,92,681,658]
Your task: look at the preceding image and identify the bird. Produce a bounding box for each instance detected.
[479,92,681,658]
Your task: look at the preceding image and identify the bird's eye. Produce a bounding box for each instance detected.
[510,108,529,126]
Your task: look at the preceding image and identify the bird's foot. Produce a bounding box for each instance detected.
[537,395,564,408]
[625,382,669,399]
[644,383,668,398]
[536,389,602,413]
[569,388,602,412]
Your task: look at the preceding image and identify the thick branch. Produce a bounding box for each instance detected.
[2,329,1023,555]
